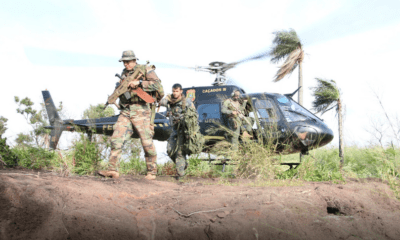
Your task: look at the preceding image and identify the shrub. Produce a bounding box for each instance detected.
[0,137,18,167]
[12,146,56,169]
[119,157,147,175]
[72,135,102,175]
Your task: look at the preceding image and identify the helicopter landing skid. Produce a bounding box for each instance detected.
[200,158,235,172]
[280,162,300,170]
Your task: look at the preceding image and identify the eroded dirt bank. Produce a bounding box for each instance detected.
[1,169,400,240]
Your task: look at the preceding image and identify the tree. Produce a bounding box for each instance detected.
[269,29,305,105]
[83,104,115,119]
[311,78,344,167]
[0,116,8,137]
[0,116,18,167]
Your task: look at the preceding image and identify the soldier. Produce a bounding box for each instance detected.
[98,50,164,180]
[221,90,252,151]
[159,84,195,177]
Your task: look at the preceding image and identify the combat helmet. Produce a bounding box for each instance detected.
[119,50,139,62]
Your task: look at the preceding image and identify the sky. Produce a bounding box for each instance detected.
[1,0,400,162]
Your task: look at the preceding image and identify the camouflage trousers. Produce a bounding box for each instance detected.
[108,103,157,175]
[167,127,187,177]
[227,117,253,151]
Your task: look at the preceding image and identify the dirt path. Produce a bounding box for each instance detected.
[1,169,400,240]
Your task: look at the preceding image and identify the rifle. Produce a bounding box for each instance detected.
[228,99,253,127]
[103,67,154,110]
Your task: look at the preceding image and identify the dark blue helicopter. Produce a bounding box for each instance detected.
[43,61,334,163]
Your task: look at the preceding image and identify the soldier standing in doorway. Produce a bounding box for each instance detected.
[221,90,252,151]
[159,84,197,178]
[98,50,164,180]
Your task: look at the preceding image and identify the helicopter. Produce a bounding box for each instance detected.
[43,53,334,169]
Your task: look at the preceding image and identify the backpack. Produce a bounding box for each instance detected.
[182,107,205,155]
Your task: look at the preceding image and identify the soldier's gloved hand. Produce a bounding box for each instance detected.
[232,111,238,115]
[128,80,140,89]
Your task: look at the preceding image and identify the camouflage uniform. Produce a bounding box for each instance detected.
[160,95,194,176]
[221,98,251,151]
[107,52,164,176]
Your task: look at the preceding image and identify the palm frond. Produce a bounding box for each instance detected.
[269,29,302,64]
[311,78,340,115]
[273,48,304,82]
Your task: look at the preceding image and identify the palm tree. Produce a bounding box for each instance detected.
[311,78,344,167]
[269,29,304,105]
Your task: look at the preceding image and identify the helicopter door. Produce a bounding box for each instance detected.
[197,103,221,135]
[250,98,281,137]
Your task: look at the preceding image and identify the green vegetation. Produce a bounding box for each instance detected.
[14,96,63,148]
[0,137,18,167]
[71,135,102,175]
[119,157,147,175]
[311,78,345,166]
[279,146,400,196]
[3,95,400,199]
[12,146,57,169]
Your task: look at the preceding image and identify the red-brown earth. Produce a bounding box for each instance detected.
[1,168,400,240]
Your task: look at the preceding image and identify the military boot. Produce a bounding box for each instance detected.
[98,170,120,179]
[145,173,156,180]
[145,156,157,180]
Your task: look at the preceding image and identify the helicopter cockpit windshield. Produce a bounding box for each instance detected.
[276,96,320,122]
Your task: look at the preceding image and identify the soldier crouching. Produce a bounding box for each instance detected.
[98,50,164,180]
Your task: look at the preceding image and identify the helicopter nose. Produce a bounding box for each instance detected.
[319,126,334,146]
[294,123,334,148]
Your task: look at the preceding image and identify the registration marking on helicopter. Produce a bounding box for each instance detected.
[202,88,226,93]
[103,124,114,131]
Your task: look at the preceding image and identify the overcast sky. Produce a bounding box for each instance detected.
[1,0,400,162]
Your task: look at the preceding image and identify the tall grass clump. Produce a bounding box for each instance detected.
[119,157,147,175]
[234,139,282,179]
[344,146,400,196]
[12,146,57,169]
[278,148,343,182]
[71,134,102,175]
[278,145,400,196]
[186,155,233,178]
[208,137,281,180]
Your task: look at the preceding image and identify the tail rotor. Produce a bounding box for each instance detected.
[42,91,64,149]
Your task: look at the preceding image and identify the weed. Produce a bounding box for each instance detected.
[119,157,147,175]
[71,134,101,175]
[12,146,57,169]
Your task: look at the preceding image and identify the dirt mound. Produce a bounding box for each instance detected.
[1,169,400,240]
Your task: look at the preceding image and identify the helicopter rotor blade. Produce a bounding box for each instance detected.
[220,49,270,72]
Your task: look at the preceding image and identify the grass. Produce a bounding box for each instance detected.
[4,136,400,198]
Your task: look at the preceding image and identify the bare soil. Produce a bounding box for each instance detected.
[1,168,400,240]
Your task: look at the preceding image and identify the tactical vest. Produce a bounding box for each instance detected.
[119,64,163,105]
[166,94,187,125]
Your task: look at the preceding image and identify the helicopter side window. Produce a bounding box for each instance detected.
[197,104,220,121]
[250,99,279,122]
